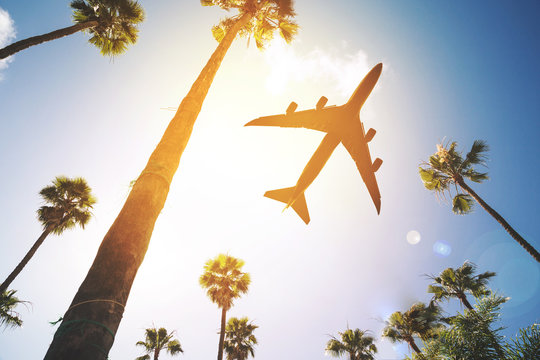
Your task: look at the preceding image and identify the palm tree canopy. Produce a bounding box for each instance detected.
[71,0,145,55]
[428,261,496,304]
[201,0,298,49]
[224,317,258,360]
[135,327,183,359]
[419,140,489,214]
[0,290,26,329]
[382,302,443,344]
[326,328,378,360]
[37,176,96,235]
[200,254,251,310]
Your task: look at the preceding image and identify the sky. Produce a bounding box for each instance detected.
[0,0,539,359]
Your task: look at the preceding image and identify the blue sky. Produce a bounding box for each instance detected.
[0,1,539,359]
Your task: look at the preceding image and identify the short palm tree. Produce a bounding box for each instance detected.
[382,302,443,358]
[45,2,296,358]
[419,140,540,262]
[200,254,251,360]
[0,290,27,329]
[223,317,258,360]
[0,0,144,59]
[0,176,96,294]
[326,328,378,360]
[427,261,495,311]
[135,326,183,360]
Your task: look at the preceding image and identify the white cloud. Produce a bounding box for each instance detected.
[264,38,371,97]
[0,7,16,79]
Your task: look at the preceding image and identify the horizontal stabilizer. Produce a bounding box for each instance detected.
[264,187,310,224]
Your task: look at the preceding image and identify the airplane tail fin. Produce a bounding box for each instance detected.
[264,187,310,225]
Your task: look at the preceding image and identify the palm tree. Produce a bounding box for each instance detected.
[382,302,442,358]
[427,261,495,311]
[325,328,378,360]
[45,2,296,359]
[419,140,540,262]
[0,176,96,294]
[135,326,183,360]
[0,0,144,59]
[223,317,258,360]
[421,294,508,360]
[0,290,27,329]
[200,254,251,360]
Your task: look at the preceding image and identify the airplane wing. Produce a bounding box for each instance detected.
[340,123,382,214]
[245,107,339,134]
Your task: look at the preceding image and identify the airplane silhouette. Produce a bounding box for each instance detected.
[245,63,383,224]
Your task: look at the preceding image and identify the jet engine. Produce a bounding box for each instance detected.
[372,158,383,172]
[286,101,298,115]
[316,96,328,110]
[365,128,376,142]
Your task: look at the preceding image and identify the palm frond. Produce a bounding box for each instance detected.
[452,193,474,214]
[463,139,489,167]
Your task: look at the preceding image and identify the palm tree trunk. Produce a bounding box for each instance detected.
[218,307,227,360]
[44,13,253,360]
[458,180,540,262]
[0,21,98,60]
[407,338,424,358]
[458,294,473,311]
[0,226,53,293]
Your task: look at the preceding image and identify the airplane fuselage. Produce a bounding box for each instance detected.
[287,105,366,208]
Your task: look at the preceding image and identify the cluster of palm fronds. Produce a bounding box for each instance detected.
[325,261,539,360]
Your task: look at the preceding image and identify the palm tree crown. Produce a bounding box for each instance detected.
[427,261,495,310]
[326,328,378,360]
[202,0,298,49]
[37,176,96,234]
[71,0,145,56]
[0,290,26,329]
[135,327,183,360]
[224,317,258,360]
[382,302,443,356]
[200,254,251,311]
[419,140,540,262]
[419,140,489,215]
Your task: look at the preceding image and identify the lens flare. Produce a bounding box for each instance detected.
[433,241,452,257]
[406,230,421,245]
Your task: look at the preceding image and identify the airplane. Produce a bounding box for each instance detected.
[245,63,383,224]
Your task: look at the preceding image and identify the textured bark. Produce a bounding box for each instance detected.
[44,13,253,360]
[0,21,98,59]
[218,307,227,360]
[0,227,53,293]
[458,179,540,262]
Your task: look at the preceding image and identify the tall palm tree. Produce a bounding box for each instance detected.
[419,140,540,262]
[0,0,144,59]
[382,302,442,358]
[427,261,495,311]
[200,254,251,360]
[325,328,378,360]
[223,317,258,360]
[0,290,27,329]
[135,326,183,360]
[45,2,296,359]
[0,176,95,294]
